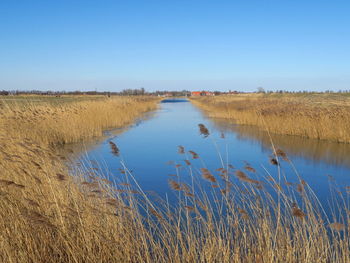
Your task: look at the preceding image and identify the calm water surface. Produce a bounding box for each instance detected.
[76,99,350,207]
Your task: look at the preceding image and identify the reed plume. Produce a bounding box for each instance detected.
[200,168,217,183]
[235,170,260,185]
[198,123,210,137]
[188,150,199,159]
[178,145,185,154]
[169,180,181,191]
[329,222,345,231]
[109,141,120,156]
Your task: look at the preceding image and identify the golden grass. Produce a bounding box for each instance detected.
[0,95,160,262]
[0,96,159,145]
[191,93,350,143]
[210,120,350,167]
[0,96,349,262]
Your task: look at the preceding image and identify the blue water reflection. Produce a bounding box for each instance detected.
[80,99,350,208]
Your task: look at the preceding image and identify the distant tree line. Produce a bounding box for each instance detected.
[262,90,350,94]
[0,88,192,97]
[119,88,146,96]
[1,88,350,96]
[0,90,117,96]
[255,87,350,94]
[0,90,9,95]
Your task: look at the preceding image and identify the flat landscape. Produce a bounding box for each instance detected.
[1,1,350,262]
[1,94,349,262]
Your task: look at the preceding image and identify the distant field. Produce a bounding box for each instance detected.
[210,92,350,106]
[260,92,350,106]
[191,93,350,143]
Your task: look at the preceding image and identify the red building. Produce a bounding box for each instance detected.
[191,91,202,96]
[191,91,214,96]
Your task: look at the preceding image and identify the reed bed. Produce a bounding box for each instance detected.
[0,96,349,262]
[0,95,159,145]
[0,95,158,261]
[191,93,350,143]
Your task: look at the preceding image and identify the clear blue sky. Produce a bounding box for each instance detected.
[1,0,349,92]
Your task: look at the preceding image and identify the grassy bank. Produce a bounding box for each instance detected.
[0,96,349,262]
[0,95,159,262]
[0,95,159,145]
[191,93,350,143]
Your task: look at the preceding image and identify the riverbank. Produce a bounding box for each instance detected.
[0,95,161,262]
[191,93,350,143]
[0,95,159,145]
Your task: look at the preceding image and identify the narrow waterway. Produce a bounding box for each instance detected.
[75,99,350,207]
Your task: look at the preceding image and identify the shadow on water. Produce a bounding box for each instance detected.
[211,118,350,169]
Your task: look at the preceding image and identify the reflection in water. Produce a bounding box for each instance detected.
[69,100,350,210]
[161,99,189,103]
[212,118,350,168]
[58,110,157,158]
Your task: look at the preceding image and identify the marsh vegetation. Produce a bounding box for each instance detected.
[191,93,350,143]
[0,95,159,145]
[0,95,349,262]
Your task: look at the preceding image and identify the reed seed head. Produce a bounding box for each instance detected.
[198,124,210,138]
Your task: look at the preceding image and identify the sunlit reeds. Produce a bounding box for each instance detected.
[191,93,350,143]
[0,95,159,145]
[0,95,349,262]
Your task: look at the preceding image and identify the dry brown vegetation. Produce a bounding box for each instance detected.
[191,93,350,143]
[0,96,349,262]
[0,95,161,262]
[0,95,159,145]
[211,119,350,168]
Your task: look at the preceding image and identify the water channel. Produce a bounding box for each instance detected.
[72,99,350,210]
